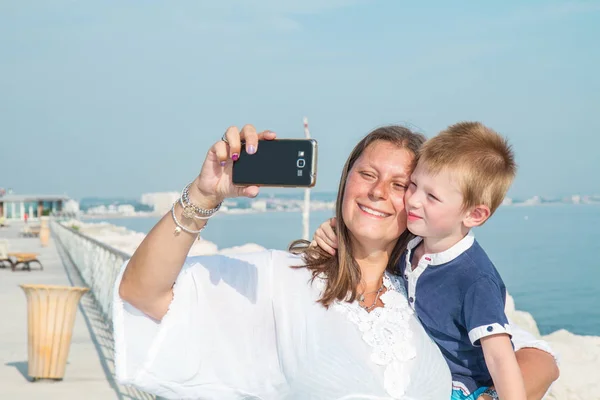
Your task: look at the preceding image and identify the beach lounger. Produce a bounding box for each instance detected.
[7,252,43,271]
[0,240,43,271]
[19,224,40,238]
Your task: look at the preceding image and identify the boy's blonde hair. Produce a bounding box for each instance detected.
[418,121,516,215]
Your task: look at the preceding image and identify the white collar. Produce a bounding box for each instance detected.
[406,231,475,266]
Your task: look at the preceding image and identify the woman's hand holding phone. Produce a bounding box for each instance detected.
[191,125,277,209]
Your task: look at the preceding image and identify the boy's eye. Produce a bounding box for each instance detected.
[409,181,416,188]
[428,193,439,201]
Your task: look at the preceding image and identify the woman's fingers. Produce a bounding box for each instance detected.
[237,185,260,198]
[213,140,229,166]
[257,130,277,141]
[240,124,258,155]
[249,130,277,156]
[313,224,337,255]
[322,220,338,248]
[210,125,275,198]
[223,126,242,161]
[233,125,276,157]
[315,235,336,255]
[221,126,275,159]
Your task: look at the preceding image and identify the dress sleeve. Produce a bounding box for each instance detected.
[509,318,559,363]
[463,277,511,346]
[112,251,287,399]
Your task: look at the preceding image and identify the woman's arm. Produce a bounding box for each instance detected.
[118,125,275,320]
[516,347,560,399]
[118,195,210,320]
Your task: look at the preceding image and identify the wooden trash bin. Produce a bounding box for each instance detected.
[20,284,89,380]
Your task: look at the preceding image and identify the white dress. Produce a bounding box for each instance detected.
[113,250,555,400]
[113,250,451,399]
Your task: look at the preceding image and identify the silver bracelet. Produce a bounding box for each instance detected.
[482,388,499,400]
[171,202,206,238]
[179,197,212,220]
[180,183,222,220]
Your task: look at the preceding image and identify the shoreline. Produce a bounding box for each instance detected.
[80,207,332,221]
[78,201,600,221]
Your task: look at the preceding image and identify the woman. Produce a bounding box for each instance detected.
[115,124,556,399]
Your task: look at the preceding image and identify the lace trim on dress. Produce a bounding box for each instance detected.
[315,273,417,399]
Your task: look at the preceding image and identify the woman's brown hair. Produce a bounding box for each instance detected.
[289,125,426,307]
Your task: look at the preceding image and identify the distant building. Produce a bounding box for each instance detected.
[63,199,80,214]
[522,196,542,206]
[0,194,69,221]
[251,200,267,212]
[140,192,179,214]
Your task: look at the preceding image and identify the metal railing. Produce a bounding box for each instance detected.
[51,219,130,324]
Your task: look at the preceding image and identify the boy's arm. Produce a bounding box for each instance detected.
[480,347,559,400]
[480,333,526,400]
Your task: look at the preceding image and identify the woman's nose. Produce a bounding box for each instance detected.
[369,181,388,200]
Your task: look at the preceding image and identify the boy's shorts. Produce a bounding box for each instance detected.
[450,386,488,400]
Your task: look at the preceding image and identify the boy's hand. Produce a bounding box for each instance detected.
[310,217,338,255]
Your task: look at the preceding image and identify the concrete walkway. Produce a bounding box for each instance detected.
[0,221,153,400]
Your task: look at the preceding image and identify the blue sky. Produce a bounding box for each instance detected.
[1,1,599,200]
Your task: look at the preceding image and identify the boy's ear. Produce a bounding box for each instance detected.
[464,205,491,228]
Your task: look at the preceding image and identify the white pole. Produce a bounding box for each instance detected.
[302,117,311,241]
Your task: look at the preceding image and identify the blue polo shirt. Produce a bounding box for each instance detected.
[398,232,511,395]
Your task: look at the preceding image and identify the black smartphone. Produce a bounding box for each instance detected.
[232,139,318,187]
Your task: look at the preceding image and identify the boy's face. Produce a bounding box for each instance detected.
[404,162,468,244]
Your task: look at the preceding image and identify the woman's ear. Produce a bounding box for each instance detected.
[464,205,491,228]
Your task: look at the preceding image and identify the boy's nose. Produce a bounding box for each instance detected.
[405,191,421,209]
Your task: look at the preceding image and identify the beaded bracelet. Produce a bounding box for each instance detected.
[171,202,206,238]
[180,183,222,220]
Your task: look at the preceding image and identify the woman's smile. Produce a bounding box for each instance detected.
[357,202,392,218]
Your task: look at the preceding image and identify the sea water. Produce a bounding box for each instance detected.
[101,204,600,336]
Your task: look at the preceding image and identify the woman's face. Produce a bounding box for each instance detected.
[342,140,415,251]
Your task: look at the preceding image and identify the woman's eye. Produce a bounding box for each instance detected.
[360,172,375,179]
[393,183,407,190]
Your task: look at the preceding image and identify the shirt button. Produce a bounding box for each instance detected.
[404,274,408,280]
[409,297,414,303]
[487,326,494,332]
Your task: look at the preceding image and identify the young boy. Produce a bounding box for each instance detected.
[402,121,524,400]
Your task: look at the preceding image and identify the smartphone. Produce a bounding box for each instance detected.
[232,139,318,187]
